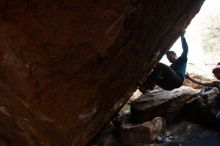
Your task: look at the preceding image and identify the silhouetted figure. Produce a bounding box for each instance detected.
[138,30,188,92]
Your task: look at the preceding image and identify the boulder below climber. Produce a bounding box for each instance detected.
[130,86,197,123]
[179,87,220,128]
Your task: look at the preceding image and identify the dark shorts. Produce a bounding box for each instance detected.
[145,63,184,90]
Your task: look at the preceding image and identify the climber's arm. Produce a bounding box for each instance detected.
[180,30,188,58]
[186,73,218,87]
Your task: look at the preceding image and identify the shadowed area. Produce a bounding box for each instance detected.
[0,0,205,145]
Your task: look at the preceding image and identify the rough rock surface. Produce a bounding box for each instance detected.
[180,87,220,127]
[0,0,204,145]
[120,117,166,145]
[131,86,197,123]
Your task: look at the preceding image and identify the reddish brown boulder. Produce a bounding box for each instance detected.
[0,0,204,145]
[120,117,166,145]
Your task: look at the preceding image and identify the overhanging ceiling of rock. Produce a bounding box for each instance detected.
[0,0,205,145]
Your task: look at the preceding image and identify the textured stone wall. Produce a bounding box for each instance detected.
[0,0,204,145]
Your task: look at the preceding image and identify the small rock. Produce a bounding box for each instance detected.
[120,117,166,145]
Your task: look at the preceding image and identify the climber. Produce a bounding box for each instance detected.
[138,29,188,92]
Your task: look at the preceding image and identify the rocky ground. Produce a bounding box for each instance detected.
[89,84,220,146]
[89,119,220,146]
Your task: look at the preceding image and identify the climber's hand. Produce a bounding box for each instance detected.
[180,29,186,37]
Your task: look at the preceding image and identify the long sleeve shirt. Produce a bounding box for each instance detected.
[170,37,188,80]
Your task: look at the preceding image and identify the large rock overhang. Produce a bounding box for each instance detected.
[0,0,205,145]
